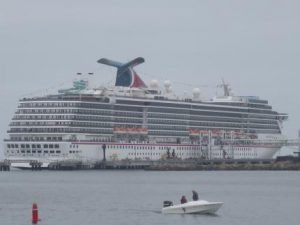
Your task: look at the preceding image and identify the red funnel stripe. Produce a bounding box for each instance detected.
[131,70,147,88]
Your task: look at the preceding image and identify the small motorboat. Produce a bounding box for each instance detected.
[162,200,223,214]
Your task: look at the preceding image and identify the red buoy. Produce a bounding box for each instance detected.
[32,203,39,224]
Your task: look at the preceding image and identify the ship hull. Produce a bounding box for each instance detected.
[3,141,281,168]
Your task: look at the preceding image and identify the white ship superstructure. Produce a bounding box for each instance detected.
[3,57,288,166]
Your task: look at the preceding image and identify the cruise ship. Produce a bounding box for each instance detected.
[3,57,288,167]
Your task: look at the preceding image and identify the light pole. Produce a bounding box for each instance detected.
[102,144,106,162]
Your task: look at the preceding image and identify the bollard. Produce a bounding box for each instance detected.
[32,203,39,224]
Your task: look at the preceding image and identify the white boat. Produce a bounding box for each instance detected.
[162,200,223,214]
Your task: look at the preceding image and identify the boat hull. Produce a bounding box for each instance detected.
[162,200,223,214]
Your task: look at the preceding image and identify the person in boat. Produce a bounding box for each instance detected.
[192,190,199,201]
[181,195,187,204]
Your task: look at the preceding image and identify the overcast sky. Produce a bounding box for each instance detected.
[1,0,300,158]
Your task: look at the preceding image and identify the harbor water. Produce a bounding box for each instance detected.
[0,170,300,225]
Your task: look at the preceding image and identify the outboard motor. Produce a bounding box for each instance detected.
[163,201,173,208]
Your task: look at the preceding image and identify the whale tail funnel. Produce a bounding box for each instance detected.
[97,57,147,88]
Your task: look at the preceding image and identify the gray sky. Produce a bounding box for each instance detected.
[1,0,300,158]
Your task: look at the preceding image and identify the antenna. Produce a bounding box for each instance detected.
[217,79,232,97]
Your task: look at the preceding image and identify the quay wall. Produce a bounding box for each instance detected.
[145,158,300,171]
[2,158,300,171]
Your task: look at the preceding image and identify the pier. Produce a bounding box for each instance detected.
[1,157,300,171]
[145,158,300,171]
[48,160,93,170]
[95,160,154,169]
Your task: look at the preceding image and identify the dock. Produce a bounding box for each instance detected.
[145,158,300,171]
[43,157,300,171]
[48,160,94,170]
[2,156,300,171]
[95,160,154,169]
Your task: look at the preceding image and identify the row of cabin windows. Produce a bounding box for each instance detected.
[9,128,112,134]
[18,105,277,118]
[140,101,247,112]
[7,144,59,149]
[20,102,112,109]
[14,115,75,120]
[14,111,276,123]
[10,119,278,130]
[9,136,63,141]
[148,119,187,125]
[152,117,272,125]
[75,115,140,122]
[19,100,269,113]
[70,122,112,128]
[148,123,273,130]
[8,149,80,155]
[129,152,161,156]
[16,103,278,118]
[149,131,188,136]
[8,127,280,136]
[108,145,156,150]
[11,121,70,126]
[69,150,80,153]
[148,112,276,121]
[128,152,202,156]
[17,107,143,116]
[78,109,112,115]
[18,109,75,114]
[74,113,143,122]
[106,145,200,151]
[13,121,103,128]
[20,102,79,108]
[211,152,258,157]
[8,150,61,154]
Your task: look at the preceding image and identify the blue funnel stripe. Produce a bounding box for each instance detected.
[116,68,132,87]
[97,58,123,68]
